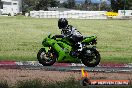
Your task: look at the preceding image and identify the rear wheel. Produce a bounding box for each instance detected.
[37,48,57,66]
[81,48,101,67]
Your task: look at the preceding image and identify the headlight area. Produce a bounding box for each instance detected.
[91,39,97,45]
[42,38,49,46]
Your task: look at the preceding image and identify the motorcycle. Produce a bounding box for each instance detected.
[37,34,101,67]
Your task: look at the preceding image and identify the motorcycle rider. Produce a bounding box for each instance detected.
[57,18,83,52]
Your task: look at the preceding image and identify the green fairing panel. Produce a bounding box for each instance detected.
[56,41,80,63]
[82,36,97,43]
[52,41,79,62]
[42,37,80,63]
[59,38,73,46]
[57,55,80,63]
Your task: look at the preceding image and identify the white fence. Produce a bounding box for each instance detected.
[30,10,107,19]
[118,10,132,16]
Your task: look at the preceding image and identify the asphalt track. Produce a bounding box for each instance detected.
[0,61,132,73]
[19,65,132,73]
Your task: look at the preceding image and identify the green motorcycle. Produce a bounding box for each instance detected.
[37,34,101,67]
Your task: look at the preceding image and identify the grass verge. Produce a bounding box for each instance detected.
[0,78,132,88]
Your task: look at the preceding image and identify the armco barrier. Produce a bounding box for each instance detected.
[30,11,107,19]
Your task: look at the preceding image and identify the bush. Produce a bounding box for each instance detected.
[0,79,132,88]
[46,78,83,88]
[16,79,44,88]
[0,80,10,88]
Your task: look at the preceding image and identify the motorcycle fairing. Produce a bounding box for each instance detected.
[42,36,80,63]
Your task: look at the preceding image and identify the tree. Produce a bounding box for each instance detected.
[35,0,59,11]
[111,0,130,12]
[35,0,49,11]
[100,1,111,11]
[22,0,59,12]
[22,0,37,12]
[61,2,68,8]
[84,0,91,6]
[83,0,91,10]
[127,0,132,9]
[0,0,3,9]
[67,0,75,9]
[49,0,59,7]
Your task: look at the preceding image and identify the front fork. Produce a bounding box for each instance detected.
[92,46,96,49]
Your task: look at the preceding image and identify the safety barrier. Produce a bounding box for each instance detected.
[105,12,118,17]
[118,10,132,16]
[30,10,107,19]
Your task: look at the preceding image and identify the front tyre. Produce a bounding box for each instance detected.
[37,48,57,66]
[81,48,101,67]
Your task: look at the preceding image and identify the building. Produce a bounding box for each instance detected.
[57,0,67,3]
[0,0,22,16]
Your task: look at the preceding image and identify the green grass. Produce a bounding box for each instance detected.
[0,16,132,63]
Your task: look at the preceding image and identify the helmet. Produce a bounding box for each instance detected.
[58,18,68,29]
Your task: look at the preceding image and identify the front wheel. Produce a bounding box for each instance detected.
[81,48,101,67]
[37,48,57,66]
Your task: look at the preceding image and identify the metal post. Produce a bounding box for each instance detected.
[124,0,126,16]
[99,0,102,11]
[99,3,101,11]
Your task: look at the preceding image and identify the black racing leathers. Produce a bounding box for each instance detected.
[61,25,83,44]
[53,25,83,51]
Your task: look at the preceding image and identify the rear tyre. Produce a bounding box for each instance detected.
[37,48,57,66]
[81,48,101,67]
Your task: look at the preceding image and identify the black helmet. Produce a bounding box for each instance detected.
[58,18,68,29]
